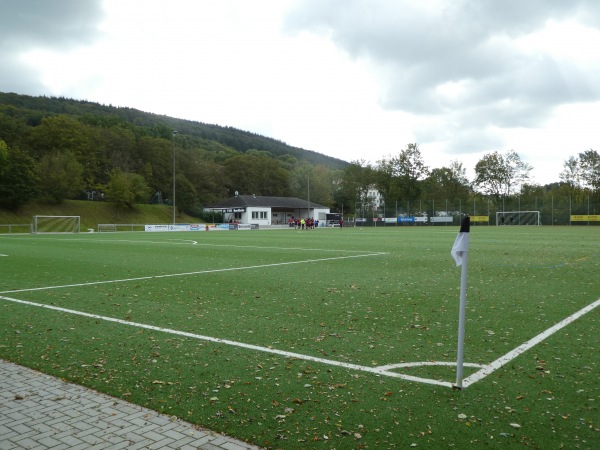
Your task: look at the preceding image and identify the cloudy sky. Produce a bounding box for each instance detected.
[1,0,599,185]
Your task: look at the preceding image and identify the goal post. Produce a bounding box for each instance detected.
[496,211,541,226]
[31,215,81,234]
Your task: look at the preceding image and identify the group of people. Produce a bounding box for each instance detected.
[289,217,319,229]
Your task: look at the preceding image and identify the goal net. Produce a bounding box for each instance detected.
[496,211,541,226]
[31,215,81,234]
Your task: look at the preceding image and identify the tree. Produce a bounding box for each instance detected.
[422,161,471,206]
[105,170,150,209]
[560,156,582,188]
[578,149,600,193]
[375,143,430,213]
[561,149,600,214]
[473,150,532,205]
[35,151,85,203]
[0,142,39,210]
[308,165,334,207]
[174,173,198,216]
[223,152,290,197]
[25,115,91,159]
[287,162,334,208]
[336,160,375,214]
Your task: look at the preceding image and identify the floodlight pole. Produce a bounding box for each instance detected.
[307,168,310,219]
[172,130,178,224]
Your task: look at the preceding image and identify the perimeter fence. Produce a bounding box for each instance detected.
[349,194,600,226]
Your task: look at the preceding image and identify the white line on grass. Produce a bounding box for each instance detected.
[0,253,386,294]
[0,295,453,388]
[18,235,381,254]
[461,297,600,388]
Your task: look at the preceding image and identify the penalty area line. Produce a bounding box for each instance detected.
[0,253,386,295]
[462,297,600,388]
[0,295,451,388]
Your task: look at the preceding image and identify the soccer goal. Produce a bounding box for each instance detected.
[496,211,541,226]
[31,215,81,234]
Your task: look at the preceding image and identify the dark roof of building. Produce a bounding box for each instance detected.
[207,195,328,209]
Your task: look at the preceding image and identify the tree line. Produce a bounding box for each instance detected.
[0,92,598,217]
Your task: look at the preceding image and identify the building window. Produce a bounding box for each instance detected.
[252,211,268,219]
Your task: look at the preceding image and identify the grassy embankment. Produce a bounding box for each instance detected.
[0,200,201,231]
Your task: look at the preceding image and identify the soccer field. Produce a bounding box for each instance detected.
[1,226,598,448]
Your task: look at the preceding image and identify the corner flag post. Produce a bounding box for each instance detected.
[451,216,470,389]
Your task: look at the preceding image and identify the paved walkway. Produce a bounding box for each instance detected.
[0,360,261,450]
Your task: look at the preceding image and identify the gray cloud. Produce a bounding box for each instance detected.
[284,0,600,130]
[0,0,104,93]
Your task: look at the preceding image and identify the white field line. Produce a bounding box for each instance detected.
[461,297,600,388]
[0,295,452,388]
[0,253,386,295]
[11,235,378,254]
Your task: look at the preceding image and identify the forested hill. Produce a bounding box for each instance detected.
[0,91,351,213]
[0,91,347,169]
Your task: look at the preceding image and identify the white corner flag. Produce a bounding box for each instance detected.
[452,215,470,389]
[451,215,470,266]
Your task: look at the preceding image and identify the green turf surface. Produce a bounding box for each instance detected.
[1,226,598,448]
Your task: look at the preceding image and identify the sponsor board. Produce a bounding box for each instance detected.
[229,223,260,230]
[430,216,453,223]
[571,215,600,222]
[398,216,415,223]
[145,224,215,232]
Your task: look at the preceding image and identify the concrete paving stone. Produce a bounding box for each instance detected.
[22,409,47,421]
[45,444,71,450]
[7,437,37,449]
[103,432,138,445]
[102,416,131,427]
[208,435,231,447]
[30,422,55,434]
[135,422,167,436]
[7,422,32,434]
[1,410,26,422]
[37,435,63,447]
[147,416,173,427]
[167,435,198,447]
[199,443,229,450]
[83,441,114,449]
[150,436,178,448]
[55,431,86,447]
[121,431,146,443]
[222,442,256,450]
[161,427,189,440]
[73,427,105,440]
[101,441,132,450]
[180,434,216,448]
[115,422,148,436]
[0,430,19,443]
[142,429,171,442]
[66,443,99,450]
[68,419,96,432]
[43,417,76,432]
[122,440,154,450]
[78,432,106,446]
